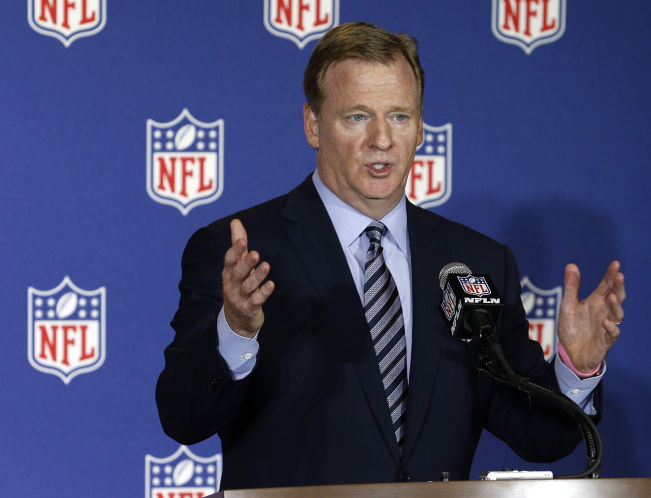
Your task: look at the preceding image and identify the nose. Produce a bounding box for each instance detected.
[368,118,393,151]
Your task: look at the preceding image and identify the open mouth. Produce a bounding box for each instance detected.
[366,163,392,174]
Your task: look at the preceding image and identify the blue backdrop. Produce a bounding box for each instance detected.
[2,1,649,496]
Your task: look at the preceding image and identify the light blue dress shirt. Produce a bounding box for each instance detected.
[216,170,602,413]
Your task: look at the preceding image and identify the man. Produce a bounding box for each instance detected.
[156,22,625,489]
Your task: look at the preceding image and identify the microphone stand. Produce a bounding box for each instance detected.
[466,311,602,479]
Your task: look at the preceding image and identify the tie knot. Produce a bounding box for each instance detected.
[365,221,386,245]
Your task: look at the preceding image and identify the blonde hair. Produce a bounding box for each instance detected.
[303,22,425,117]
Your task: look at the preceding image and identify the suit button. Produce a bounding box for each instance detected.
[207,376,220,391]
[400,471,412,482]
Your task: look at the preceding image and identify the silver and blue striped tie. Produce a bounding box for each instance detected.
[363,222,408,449]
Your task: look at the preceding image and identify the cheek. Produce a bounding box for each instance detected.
[329,137,361,162]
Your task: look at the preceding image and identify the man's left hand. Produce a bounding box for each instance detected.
[557,260,626,374]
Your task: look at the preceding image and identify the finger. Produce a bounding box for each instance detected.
[230,218,248,249]
[602,318,621,345]
[562,263,581,305]
[230,250,261,283]
[612,271,626,303]
[223,239,247,267]
[594,260,620,297]
[606,293,624,324]
[223,250,258,298]
[240,261,271,294]
[248,280,275,307]
[222,244,251,289]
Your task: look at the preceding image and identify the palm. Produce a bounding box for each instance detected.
[557,262,625,373]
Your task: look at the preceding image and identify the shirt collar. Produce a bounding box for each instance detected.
[312,170,409,256]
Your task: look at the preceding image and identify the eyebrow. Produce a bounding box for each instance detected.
[339,104,415,115]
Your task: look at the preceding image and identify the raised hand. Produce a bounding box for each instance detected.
[221,219,275,338]
[557,260,625,373]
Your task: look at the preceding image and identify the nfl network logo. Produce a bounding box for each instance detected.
[491,0,565,54]
[147,109,224,215]
[27,276,106,384]
[145,445,222,498]
[458,275,491,297]
[27,0,106,47]
[406,122,452,209]
[520,276,561,361]
[263,0,339,49]
[441,284,456,321]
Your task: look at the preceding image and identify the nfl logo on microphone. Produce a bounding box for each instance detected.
[147,109,224,215]
[491,0,565,54]
[458,275,491,297]
[27,276,106,384]
[145,445,222,498]
[264,0,339,48]
[406,122,452,209]
[520,276,561,361]
[27,0,107,47]
[441,284,457,321]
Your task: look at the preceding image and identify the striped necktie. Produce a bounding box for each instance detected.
[363,221,408,449]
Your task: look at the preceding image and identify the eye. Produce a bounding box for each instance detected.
[394,114,407,122]
[351,114,364,122]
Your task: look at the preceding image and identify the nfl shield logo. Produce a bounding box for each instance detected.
[147,109,224,215]
[492,0,566,54]
[27,0,107,47]
[406,122,452,209]
[263,0,339,49]
[458,275,491,297]
[27,276,106,384]
[441,284,456,321]
[145,445,222,498]
[520,276,561,361]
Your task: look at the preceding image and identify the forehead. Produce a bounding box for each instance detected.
[321,57,419,110]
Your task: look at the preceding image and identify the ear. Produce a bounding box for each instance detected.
[417,116,424,147]
[303,103,319,150]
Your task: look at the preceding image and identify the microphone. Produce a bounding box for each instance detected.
[438,262,503,343]
[438,264,603,479]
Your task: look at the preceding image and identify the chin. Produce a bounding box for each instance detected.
[364,181,401,198]
[362,189,401,205]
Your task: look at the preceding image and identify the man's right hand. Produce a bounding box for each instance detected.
[222,219,275,338]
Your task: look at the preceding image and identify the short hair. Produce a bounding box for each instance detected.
[303,22,425,117]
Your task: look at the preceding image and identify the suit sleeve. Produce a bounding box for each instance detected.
[483,245,599,462]
[156,224,250,445]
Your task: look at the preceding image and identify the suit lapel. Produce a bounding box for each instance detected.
[401,203,456,464]
[281,176,400,460]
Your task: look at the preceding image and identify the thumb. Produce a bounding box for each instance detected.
[562,263,581,305]
[230,218,248,248]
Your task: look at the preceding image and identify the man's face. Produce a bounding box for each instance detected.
[304,56,423,219]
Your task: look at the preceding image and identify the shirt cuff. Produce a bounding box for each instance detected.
[554,353,606,416]
[216,307,259,380]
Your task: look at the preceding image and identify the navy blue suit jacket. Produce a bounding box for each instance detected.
[156,176,584,489]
